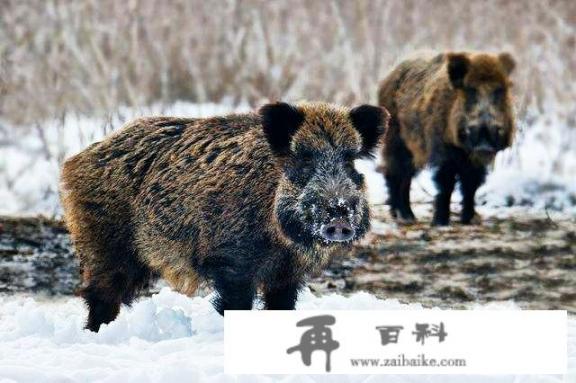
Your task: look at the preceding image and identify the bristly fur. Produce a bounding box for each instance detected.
[378,51,516,226]
[60,102,387,332]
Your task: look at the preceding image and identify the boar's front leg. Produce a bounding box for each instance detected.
[212,276,255,315]
[459,164,487,224]
[432,162,457,226]
[264,280,303,310]
[208,258,256,315]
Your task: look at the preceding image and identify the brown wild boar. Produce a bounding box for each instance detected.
[378,52,515,225]
[60,102,388,331]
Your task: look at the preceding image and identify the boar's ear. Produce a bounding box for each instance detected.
[447,53,470,89]
[259,102,305,156]
[349,105,390,158]
[498,52,516,76]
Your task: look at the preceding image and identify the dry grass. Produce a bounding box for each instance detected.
[0,0,575,127]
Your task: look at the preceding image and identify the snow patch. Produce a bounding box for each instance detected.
[0,289,573,382]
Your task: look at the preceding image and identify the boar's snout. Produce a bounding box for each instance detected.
[320,219,355,242]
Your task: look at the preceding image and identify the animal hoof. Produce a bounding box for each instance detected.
[397,216,417,225]
[431,218,449,227]
[462,212,482,225]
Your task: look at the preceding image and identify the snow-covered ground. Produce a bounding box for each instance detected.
[0,288,573,382]
[1,102,575,216]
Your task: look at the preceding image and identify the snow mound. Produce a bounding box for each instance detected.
[479,170,576,213]
[0,288,573,382]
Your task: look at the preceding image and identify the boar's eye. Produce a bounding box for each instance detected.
[297,151,315,167]
[299,157,314,169]
[285,153,315,187]
[494,125,505,136]
[492,87,505,104]
[464,86,477,99]
[463,86,477,110]
[458,127,468,141]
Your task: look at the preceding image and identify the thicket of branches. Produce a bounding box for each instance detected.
[1,0,575,126]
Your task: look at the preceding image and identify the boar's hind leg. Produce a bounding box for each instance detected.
[432,162,457,226]
[72,211,152,331]
[459,164,487,224]
[83,279,123,332]
[82,254,152,332]
[384,134,416,223]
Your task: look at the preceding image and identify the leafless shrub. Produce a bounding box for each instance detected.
[0,0,574,129]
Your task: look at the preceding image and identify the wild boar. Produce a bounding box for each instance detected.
[61,102,388,331]
[378,52,515,225]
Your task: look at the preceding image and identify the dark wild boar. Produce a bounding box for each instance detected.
[378,52,516,225]
[61,102,388,332]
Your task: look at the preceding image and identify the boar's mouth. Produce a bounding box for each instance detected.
[471,144,497,164]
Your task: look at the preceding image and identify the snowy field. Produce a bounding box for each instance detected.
[0,102,575,382]
[0,288,574,383]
